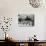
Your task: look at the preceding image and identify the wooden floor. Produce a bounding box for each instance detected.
[0,40,16,46]
[0,42,16,46]
[0,40,46,46]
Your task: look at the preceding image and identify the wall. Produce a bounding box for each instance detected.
[0,0,46,40]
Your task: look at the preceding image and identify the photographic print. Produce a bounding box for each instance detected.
[18,14,34,27]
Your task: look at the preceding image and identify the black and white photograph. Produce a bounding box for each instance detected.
[18,14,34,27]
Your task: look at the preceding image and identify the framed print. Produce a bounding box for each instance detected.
[18,14,34,27]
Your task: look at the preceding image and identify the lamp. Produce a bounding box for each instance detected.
[29,0,44,8]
